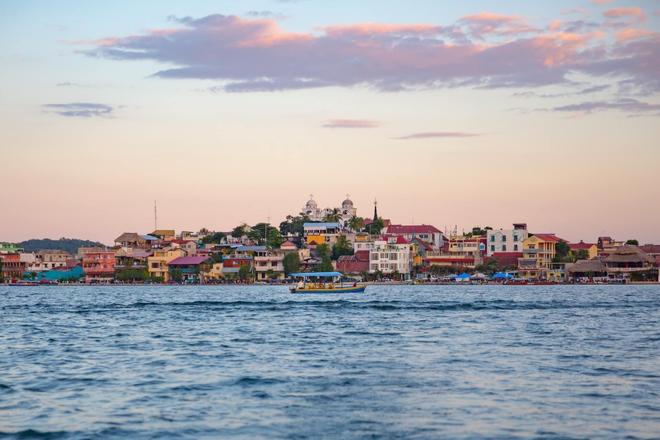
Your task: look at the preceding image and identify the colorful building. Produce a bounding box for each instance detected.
[0,253,25,281]
[82,250,116,283]
[304,222,342,246]
[568,241,598,260]
[486,223,528,256]
[167,256,209,283]
[517,234,562,280]
[368,235,412,278]
[147,247,185,282]
[385,224,444,249]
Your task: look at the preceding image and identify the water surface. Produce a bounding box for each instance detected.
[1,285,659,439]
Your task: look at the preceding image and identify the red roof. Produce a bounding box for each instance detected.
[379,234,410,244]
[569,241,596,250]
[386,224,441,234]
[640,244,660,254]
[531,233,562,242]
[280,241,297,248]
[168,256,209,266]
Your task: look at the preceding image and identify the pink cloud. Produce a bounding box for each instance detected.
[396,131,479,139]
[322,119,380,128]
[616,28,657,42]
[603,7,646,21]
[459,12,537,38]
[81,12,660,97]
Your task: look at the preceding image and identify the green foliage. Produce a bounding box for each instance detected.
[467,226,492,237]
[201,232,226,244]
[232,224,250,238]
[315,244,333,272]
[367,218,385,235]
[279,214,310,238]
[238,264,253,281]
[575,249,590,260]
[247,223,283,248]
[347,216,365,232]
[282,252,301,275]
[475,258,500,275]
[332,235,354,260]
[115,267,149,282]
[19,237,105,254]
[170,268,183,283]
[322,208,341,223]
[554,241,571,262]
[625,239,639,246]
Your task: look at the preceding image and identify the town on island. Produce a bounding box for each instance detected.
[1,196,659,285]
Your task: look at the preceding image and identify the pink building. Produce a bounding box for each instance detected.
[82,250,115,283]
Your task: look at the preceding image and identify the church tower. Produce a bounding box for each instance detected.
[373,198,378,221]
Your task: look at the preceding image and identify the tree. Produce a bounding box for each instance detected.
[554,241,571,262]
[323,208,342,223]
[238,264,253,281]
[368,217,385,235]
[315,244,333,272]
[575,249,589,260]
[0,259,4,283]
[279,213,310,238]
[232,224,250,239]
[347,216,365,232]
[247,223,282,248]
[170,268,183,283]
[475,258,499,275]
[332,235,354,260]
[626,239,639,246]
[283,252,301,276]
[201,231,226,244]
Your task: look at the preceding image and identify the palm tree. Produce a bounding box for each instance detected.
[348,216,364,232]
[323,208,341,223]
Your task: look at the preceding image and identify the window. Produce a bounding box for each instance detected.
[502,235,506,242]
[390,253,398,260]
[490,236,495,242]
[514,244,518,251]
[490,245,495,252]
[502,244,507,251]
[371,253,378,260]
[513,235,518,242]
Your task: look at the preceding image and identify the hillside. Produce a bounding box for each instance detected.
[18,238,107,255]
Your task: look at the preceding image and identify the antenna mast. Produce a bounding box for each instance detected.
[154,200,158,231]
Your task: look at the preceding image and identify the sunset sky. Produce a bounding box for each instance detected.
[1,0,659,244]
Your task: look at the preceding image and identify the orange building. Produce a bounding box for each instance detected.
[82,250,116,283]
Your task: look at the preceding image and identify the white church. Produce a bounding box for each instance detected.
[302,195,357,224]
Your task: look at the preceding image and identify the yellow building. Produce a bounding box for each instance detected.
[518,234,561,280]
[569,241,598,260]
[147,247,185,282]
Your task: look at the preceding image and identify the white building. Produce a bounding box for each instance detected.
[302,195,357,224]
[486,223,529,256]
[368,236,413,277]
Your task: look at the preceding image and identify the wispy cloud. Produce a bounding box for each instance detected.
[42,102,114,118]
[396,131,480,139]
[322,119,380,128]
[552,98,660,116]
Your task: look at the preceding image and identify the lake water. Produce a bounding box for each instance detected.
[1,285,659,439]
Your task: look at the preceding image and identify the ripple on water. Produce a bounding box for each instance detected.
[1,284,659,439]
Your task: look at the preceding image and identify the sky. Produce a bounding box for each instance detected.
[1,0,659,245]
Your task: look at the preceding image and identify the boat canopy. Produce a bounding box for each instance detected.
[290,272,342,278]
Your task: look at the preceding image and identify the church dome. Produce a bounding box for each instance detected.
[306,197,318,210]
[342,197,354,208]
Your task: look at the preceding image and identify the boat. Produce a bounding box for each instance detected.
[289,272,366,294]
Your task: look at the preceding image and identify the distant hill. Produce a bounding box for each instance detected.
[19,238,107,255]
